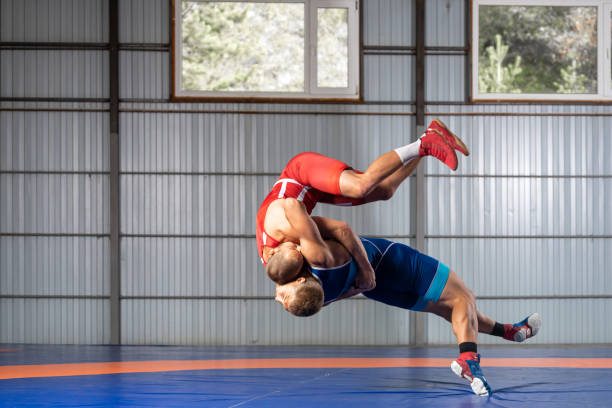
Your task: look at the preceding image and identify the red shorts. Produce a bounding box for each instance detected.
[279,152,366,206]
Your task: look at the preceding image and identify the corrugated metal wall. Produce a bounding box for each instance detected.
[1,0,610,345]
[423,109,612,344]
[0,0,111,343]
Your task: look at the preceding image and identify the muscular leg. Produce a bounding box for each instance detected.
[420,268,540,397]
[422,270,539,342]
[422,269,491,396]
[422,270,482,343]
[338,151,405,199]
[339,130,458,199]
[337,119,465,199]
[423,296,496,337]
[357,157,422,204]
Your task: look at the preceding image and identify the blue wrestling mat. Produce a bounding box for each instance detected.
[1,345,612,407]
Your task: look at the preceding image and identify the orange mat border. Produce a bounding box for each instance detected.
[2,357,612,380]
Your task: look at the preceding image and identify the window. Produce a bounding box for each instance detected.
[606,3,612,95]
[173,0,360,100]
[472,0,612,101]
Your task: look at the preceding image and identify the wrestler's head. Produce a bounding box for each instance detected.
[266,241,304,284]
[274,271,324,317]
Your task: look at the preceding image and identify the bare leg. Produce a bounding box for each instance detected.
[423,270,497,397]
[338,118,464,199]
[338,151,405,199]
[358,157,422,204]
[423,298,496,336]
[422,270,480,343]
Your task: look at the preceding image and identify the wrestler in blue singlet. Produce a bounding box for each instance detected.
[310,237,450,310]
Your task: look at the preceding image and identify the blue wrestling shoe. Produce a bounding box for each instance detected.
[504,312,542,342]
[451,352,491,396]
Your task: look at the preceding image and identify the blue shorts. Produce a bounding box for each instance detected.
[362,241,450,311]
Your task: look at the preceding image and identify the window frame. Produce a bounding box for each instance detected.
[172,0,361,101]
[471,0,612,102]
[605,3,612,96]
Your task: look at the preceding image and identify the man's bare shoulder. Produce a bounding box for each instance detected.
[322,240,352,267]
[263,199,298,243]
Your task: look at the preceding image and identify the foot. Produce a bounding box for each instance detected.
[428,118,470,156]
[419,129,458,171]
[504,312,542,342]
[451,352,491,396]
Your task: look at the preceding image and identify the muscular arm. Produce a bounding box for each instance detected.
[311,216,376,292]
[281,198,335,268]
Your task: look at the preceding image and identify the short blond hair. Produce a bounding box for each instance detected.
[287,275,324,317]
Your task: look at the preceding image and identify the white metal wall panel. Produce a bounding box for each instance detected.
[118,0,169,43]
[363,0,414,46]
[426,238,612,298]
[316,188,415,237]
[120,109,416,173]
[122,298,412,345]
[426,299,612,345]
[363,55,414,101]
[424,110,612,176]
[421,109,612,344]
[0,50,109,98]
[119,51,170,99]
[0,299,110,344]
[425,178,612,236]
[121,238,262,297]
[425,55,464,102]
[0,111,109,171]
[120,112,416,236]
[0,0,108,42]
[425,0,464,47]
[0,174,109,234]
[1,237,110,295]
[121,175,273,235]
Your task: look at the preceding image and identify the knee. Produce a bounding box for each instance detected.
[348,178,375,199]
[377,185,395,201]
[465,289,476,305]
[452,289,476,312]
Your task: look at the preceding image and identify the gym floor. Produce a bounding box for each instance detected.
[1,345,611,407]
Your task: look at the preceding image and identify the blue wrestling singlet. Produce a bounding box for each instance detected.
[310,237,450,310]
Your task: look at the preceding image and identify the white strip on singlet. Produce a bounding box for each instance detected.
[274,178,310,202]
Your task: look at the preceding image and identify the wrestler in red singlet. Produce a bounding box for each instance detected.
[255,152,366,264]
[256,119,471,265]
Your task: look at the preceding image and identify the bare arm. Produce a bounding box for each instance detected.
[323,286,363,306]
[281,198,335,268]
[312,216,376,292]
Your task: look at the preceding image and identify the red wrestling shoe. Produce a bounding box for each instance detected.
[504,313,542,342]
[451,352,491,396]
[428,118,470,156]
[419,129,458,171]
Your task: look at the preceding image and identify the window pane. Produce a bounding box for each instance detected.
[317,8,348,88]
[478,6,597,94]
[181,2,304,92]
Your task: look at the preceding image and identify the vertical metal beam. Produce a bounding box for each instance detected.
[412,0,426,346]
[465,0,472,102]
[109,0,121,344]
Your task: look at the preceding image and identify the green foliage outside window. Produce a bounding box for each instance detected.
[181,2,304,92]
[478,6,597,94]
